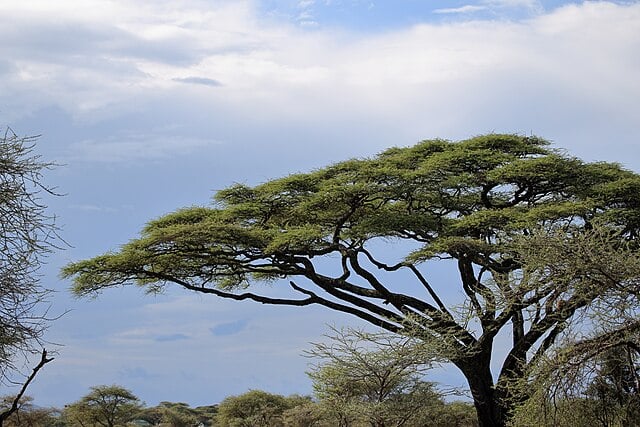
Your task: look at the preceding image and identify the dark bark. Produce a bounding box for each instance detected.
[458,354,508,427]
[0,349,53,427]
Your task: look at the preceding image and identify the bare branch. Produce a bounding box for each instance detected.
[0,349,53,425]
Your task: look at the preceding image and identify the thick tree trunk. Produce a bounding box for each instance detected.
[459,358,508,427]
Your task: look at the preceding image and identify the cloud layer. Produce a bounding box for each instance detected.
[1,1,637,165]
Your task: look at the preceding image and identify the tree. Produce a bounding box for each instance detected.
[0,350,54,426]
[305,327,447,427]
[215,390,306,427]
[0,395,62,426]
[62,134,640,426]
[0,128,60,377]
[154,402,201,427]
[506,225,640,426]
[509,344,639,427]
[63,385,143,427]
[0,128,60,426]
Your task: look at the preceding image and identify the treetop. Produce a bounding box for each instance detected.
[62,134,640,297]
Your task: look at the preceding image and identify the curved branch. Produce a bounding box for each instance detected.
[0,349,54,425]
[289,281,402,333]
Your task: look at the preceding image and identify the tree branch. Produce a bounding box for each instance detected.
[0,349,53,425]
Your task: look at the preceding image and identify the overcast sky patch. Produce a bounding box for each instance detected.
[67,134,221,164]
[155,333,191,342]
[172,76,223,87]
[210,319,249,336]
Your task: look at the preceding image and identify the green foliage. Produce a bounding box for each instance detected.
[0,395,62,427]
[137,401,205,427]
[305,327,476,427]
[215,390,308,427]
[62,134,640,427]
[63,385,142,427]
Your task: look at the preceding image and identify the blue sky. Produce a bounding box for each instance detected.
[1,0,639,409]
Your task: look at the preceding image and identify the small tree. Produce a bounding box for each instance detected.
[156,402,200,427]
[0,128,60,426]
[63,385,142,427]
[306,327,443,427]
[216,390,307,427]
[306,327,471,427]
[0,395,62,427]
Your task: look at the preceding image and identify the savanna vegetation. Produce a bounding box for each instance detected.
[0,129,60,425]
[1,132,638,426]
[63,134,640,426]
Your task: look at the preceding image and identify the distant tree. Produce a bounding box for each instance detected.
[306,327,443,427]
[63,134,640,426]
[306,327,474,427]
[0,395,62,427]
[281,402,326,427]
[192,404,218,426]
[156,402,200,427]
[63,385,142,427]
[435,401,478,427]
[0,351,54,426]
[139,401,217,426]
[215,390,307,427]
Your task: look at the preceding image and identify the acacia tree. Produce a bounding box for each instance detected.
[215,390,307,427]
[0,128,59,426]
[63,385,142,427]
[62,134,640,426]
[0,395,62,427]
[508,227,640,426]
[0,128,60,380]
[306,327,447,427]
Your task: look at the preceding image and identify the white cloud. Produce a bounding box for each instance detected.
[434,5,487,14]
[69,204,120,213]
[435,0,543,15]
[298,0,315,8]
[485,0,541,8]
[0,0,635,167]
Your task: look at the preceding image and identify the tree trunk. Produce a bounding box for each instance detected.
[459,359,508,427]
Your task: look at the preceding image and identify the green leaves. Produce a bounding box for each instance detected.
[63,133,640,296]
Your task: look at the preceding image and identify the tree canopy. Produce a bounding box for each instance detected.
[62,134,640,426]
[305,327,470,427]
[63,385,142,427]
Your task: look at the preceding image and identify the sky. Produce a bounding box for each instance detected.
[1,0,639,409]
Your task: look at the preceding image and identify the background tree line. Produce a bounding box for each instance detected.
[0,327,479,427]
[1,325,638,426]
